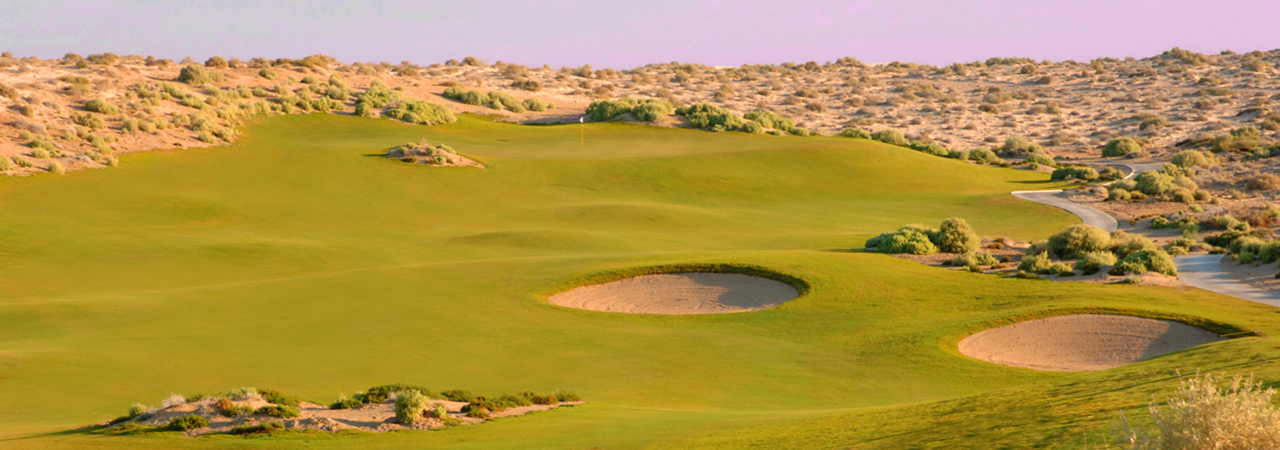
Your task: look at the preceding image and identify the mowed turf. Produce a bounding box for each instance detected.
[0,114,1277,449]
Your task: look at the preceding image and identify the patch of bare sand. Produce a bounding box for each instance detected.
[958,314,1224,372]
[548,272,798,314]
[110,398,581,436]
[1220,257,1280,291]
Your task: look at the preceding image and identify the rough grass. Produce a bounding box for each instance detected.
[1,114,1274,449]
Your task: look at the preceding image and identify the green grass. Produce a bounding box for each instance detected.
[0,114,1276,449]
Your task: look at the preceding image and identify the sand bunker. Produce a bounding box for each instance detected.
[958,314,1224,371]
[549,272,799,314]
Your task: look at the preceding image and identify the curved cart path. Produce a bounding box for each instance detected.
[1012,190,1118,231]
[1173,254,1280,307]
[1011,164,1279,308]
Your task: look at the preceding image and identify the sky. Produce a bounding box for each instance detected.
[2,0,1279,69]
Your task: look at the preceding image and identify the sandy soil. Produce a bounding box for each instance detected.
[1220,256,1280,291]
[4,48,1278,180]
[108,398,580,436]
[548,273,799,314]
[958,314,1225,371]
[383,141,484,168]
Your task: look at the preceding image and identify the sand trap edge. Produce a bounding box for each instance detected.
[542,263,809,315]
[954,311,1238,372]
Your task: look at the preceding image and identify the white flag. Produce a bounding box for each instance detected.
[579,117,584,123]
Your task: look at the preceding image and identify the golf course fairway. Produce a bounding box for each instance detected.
[1,114,1278,449]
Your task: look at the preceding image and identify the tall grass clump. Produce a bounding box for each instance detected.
[394,390,429,424]
[0,155,14,171]
[1114,372,1280,449]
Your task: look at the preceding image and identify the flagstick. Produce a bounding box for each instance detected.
[580,116,584,147]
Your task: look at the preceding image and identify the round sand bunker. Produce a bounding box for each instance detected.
[958,314,1224,372]
[549,272,800,314]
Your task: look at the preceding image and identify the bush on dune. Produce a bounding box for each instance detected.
[394,390,428,425]
[676,103,743,131]
[384,100,457,125]
[1102,137,1142,157]
[743,110,798,133]
[870,129,909,146]
[838,128,871,139]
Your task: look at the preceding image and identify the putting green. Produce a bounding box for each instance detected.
[1,114,1276,449]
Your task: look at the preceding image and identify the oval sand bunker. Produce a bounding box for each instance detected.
[958,314,1224,372]
[549,273,799,314]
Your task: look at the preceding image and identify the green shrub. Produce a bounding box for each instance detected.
[1134,171,1173,195]
[13,155,33,168]
[911,141,950,157]
[1171,149,1215,168]
[1074,251,1118,274]
[676,103,743,130]
[935,217,981,253]
[870,129,909,146]
[1102,138,1141,157]
[440,390,476,403]
[838,128,871,139]
[329,395,363,410]
[85,98,119,115]
[127,403,152,419]
[523,98,548,112]
[253,405,299,418]
[393,390,428,425]
[258,389,299,407]
[632,99,674,122]
[1018,252,1053,273]
[1024,153,1056,167]
[0,155,13,171]
[465,407,490,419]
[952,251,999,267]
[586,99,635,121]
[1111,235,1157,259]
[742,121,764,134]
[967,147,1003,164]
[1046,262,1074,275]
[743,110,797,133]
[168,414,209,431]
[554,391,582,402]
[1050,166,1099,181]
[1000,135,1042,155]
[47,160,64,175]
[384,100,457,125]
[870,224,939,255]
[71,112,105,129]
[1048,224,1110,258]
[229,421,283,435]
[1117,249,1178,276]
[1259,240,1280,263]
[177,64,213,85]
[1108,188,1132,201]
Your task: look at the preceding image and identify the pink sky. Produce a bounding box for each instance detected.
[3,0,1279,68]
